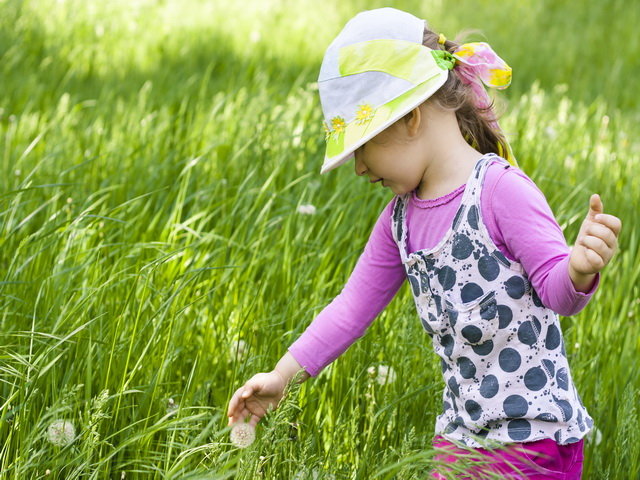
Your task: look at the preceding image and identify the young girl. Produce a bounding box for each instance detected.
[227,7,621,478]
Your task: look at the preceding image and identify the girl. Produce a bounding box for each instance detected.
[227,7,621,479]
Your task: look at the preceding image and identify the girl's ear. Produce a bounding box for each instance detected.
[404,106,422,138]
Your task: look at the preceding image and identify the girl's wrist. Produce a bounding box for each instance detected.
[274,351,311,385]
[568,264,597,293]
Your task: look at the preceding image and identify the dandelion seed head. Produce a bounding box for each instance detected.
[368,364,396,385]
[47,419,76,446]
[296,204,317,215]
[230,422,255,448]
[544,126,557,139]
[587,426,602,446]
[231,339,248,359]
[166,397,178,416]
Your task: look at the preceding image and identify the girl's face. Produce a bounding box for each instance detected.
[353,113,427,196]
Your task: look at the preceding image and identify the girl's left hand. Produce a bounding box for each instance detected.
[569,194,622,283]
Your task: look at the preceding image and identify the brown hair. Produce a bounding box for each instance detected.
[420,28,511,158]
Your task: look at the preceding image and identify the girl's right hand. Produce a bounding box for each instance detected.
[227,371,287,428]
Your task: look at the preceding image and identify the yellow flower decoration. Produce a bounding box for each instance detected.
[488,67,512,89]
[453,43,476,59]
[331,116,346,136]
[323,121,332,140]
[355,103,375,125]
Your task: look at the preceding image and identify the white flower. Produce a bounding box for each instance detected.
[296,204,317,215]
[230,422,255,448]
[293,469,335,480]
[367,364,397,385]
[587,426,602,446]
[166,397,178,416]
[231,339,248,359]
[544,126,557,139]
[47,419,76,446]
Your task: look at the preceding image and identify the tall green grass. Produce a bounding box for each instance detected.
[0,0,638,478]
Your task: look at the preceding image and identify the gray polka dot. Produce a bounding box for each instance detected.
[545,324,561,350]
[479,374,499,398]
[461,283,484,303]
[507,419,531,441]
[457,357,477,379]
[531,288,543,307]
[535,413,558,422]
[452,233,473,260]
[421,315,436,335]
[467,205,479,230]
[553,395,574,421]
[408,274,420,297]
[497,305,513,329]
[461,325,483,343]
[471,340,494,356]
[542,359,555,377]
[499,348,521,372]
[480,299,498,320]
[518,318,541,346]
[478,255,500,281]
[465,400,483,421]
[445,302,458,326]
[504,276,526,299]
[524,367,547,391]
[503,394,528,417]
[556,368,569,391]
[438,266,456,290]
[440,334,455,358]
[444,422,458,434]
[448,376,460,397]
[441,358,450,374]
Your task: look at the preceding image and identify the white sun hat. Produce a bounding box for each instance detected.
[317,7,456,174]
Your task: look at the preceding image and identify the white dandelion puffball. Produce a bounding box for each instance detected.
[47,419,76,446]
[230,422,255,448]
[296,204,317,215]
[368,364,397,385]
[587,426,603,446]
[230,339,248,359]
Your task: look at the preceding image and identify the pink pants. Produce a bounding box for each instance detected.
[430,435,584,479]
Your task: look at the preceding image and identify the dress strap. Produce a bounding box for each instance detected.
[391,193,411,264]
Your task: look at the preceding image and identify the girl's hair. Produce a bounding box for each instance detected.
[419,27,511,157]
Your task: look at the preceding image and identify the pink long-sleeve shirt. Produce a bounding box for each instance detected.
[288,159,599,377]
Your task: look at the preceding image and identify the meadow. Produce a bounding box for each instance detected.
[0,0,639,478]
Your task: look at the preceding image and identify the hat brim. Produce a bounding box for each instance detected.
[320,71,449,175]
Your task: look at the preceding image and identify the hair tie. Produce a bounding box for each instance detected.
[437,33,447,45]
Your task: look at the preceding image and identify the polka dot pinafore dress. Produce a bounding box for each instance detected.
[391,153,593,447]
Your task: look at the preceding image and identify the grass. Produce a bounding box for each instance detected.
[0,0,638,478]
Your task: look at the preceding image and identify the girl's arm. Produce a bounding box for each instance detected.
[484,164,604,316]
[286,199,406,377]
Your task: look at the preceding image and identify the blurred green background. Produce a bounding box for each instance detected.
[0,0,638,478]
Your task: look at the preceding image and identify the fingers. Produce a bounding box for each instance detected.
[227,386,251,424]
[582,223,618,250]
[587,193,603,219]
[584,247,606,270]
[594,213,622,237]
[579,236,608,268]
